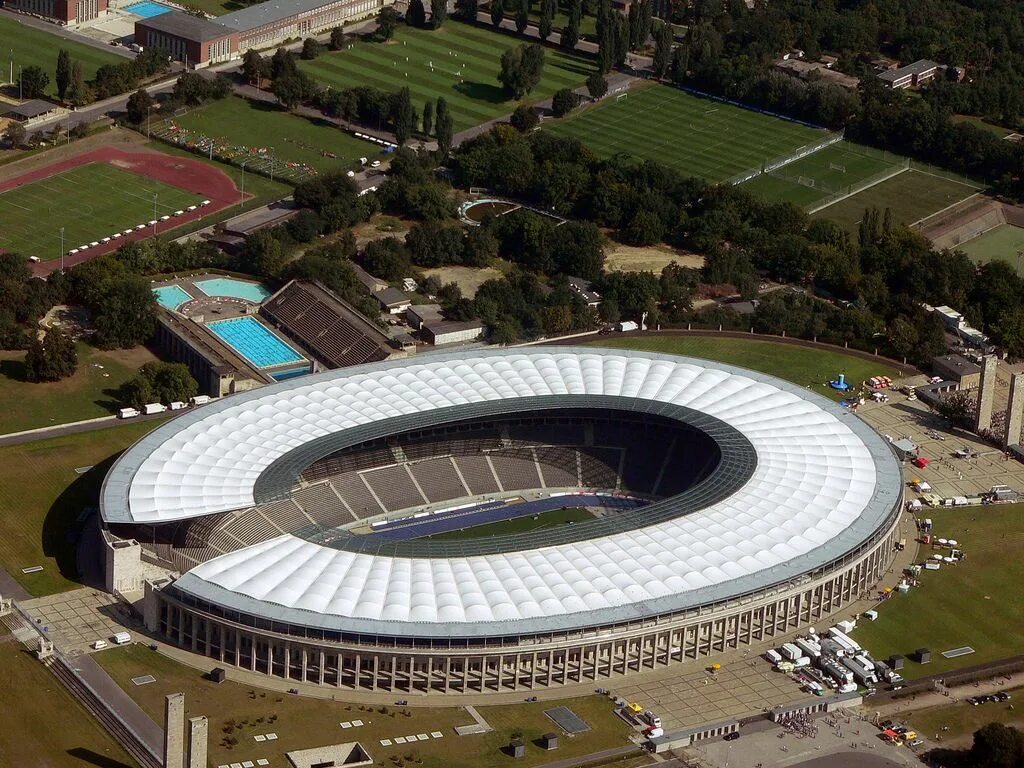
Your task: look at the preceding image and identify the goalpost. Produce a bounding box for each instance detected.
[829,163,847,173]
[616,92,628,102]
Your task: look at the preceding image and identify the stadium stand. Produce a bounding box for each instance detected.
[489,449,544,490]
[224,509,280,546]
[292,482,353,527]
[301,445,395,482]
[258,497,315,530]
[260,280,395,370]
[452,454,502,495]
[363,465,428,511]
[620,442,669,494]
[328,473,385,519]
[533,447,580,487]
[408,458,470,502]
[579,447,622,488]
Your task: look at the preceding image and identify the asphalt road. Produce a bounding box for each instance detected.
[0,412,168,447]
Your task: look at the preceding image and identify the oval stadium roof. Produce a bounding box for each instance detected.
[101,347,902,637]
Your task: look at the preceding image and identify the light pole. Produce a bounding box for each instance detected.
[59,227,64,272]
[18,64,22,100]
[147,104,152,139]
[269,146,275,181]
[239,159,249,208]
[152,192,158,235]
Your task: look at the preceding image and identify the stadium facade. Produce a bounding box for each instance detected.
[100,348,903,693]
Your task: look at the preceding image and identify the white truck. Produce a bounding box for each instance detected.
[617,320,639,332]
[780,642,803,661]
[112,631,132,645]
[118,407,140,419]
[191,395,211,405]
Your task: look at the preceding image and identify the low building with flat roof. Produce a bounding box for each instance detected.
[932,354,982,388]
[7,0,107,25]
[375,287,411,314]
[134,12,238,66]
[879,59,941,89]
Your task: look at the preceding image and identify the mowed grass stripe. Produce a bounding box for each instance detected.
[547,84,827,182]
[0,163,200,259]
[299,21,593,130]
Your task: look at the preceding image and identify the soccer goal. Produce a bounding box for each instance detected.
[829,163,847,173]
[797,176,816,188]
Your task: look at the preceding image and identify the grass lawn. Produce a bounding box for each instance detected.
[429,506,594,540]
[852,505,1024,680]
[299,21,594,131]
[526,2,598,38]
[0,420,160,596]
[0,343,155,435]
[588,335,906,401]
[0,162,201,261]
[0,628,137,767]
[811,168,980,234]
[957,223,1024,274]
[546,83,828,183]
[168,96,383,178]
[742,142,903,209]
[96,644,632,768]
[0,15,124,98]
[896,685,1024,745]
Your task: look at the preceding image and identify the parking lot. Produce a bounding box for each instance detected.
[21,588,137,655]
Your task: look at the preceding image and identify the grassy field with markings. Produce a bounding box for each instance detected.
[0,14,124,97]
[299,21,593,131]
[957,223,1024,274]
[546,83,828,182]
[0,162,200,260]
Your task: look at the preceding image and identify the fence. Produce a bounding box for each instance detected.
[725,130,845,186]
[804,159,911,214]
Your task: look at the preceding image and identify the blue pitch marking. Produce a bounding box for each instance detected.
[366,494,648,541]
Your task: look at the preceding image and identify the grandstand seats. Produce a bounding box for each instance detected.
[408,458,469,502]
[224,509,279,546]
[489,449,543,491]
[329,473,385,519]
[656,440,720,497]
[258,498,314,532]
[363,465,428,511]
[533,447,579,488]
[292,483,352,528]
[579,447,622,488]
[302,446,396,482]
[452,455,501,495]
[619,442,666,494]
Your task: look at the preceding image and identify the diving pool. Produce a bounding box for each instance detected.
[195,277,272,304]
[207,316,305,369]
[124,0,172,17]
[153,285,192,311]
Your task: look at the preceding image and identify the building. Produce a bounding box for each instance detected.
[351,263,388,294]
[134,0,386,68]
[931,354,982,389]
[567,276,602,307]
[134,13,239,67]
[260,279,397,369]
[100,348,902,694]
[774,58,859,90]
[1,99,63,125]
[406,304,484,345]
[374,286,411,314]
[7,0,106,25]
[878,59,941,89]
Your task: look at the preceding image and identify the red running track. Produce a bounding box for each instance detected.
[0,147,245,276]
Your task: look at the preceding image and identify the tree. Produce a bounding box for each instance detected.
[454,0,477,21]
[969,723,1024,768]
[126,87,154,125]
[560,0,581,49]
[377,6,400,40]
[24,327,77,382]
[422,100,434,136]
[271,72,311,110]
[242,50,266,86]
[652,21,672,79]
[430,0,447,27]
[586,71,607,99]
[538,0,555,40]
[436,108,455,157]
[510,103,539,131]
[56,49,71,101]
[435,96,449,131]
[329,26,346,50]
[490,0,505,28]
[406,0,427,27]
[612,11,629,66]
[4,121,27,148]
[301,37,321,60]
[120,361,198,408]
[551,88,577,117]
[498,44,544,99]
[515,0,529,34]
[20,66,49,99]
[393,86,416,145]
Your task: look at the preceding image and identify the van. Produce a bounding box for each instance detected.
[118,407,140,419]
[643,711,661,729]
[28,255,40,263]
[765,649,783,665]
[91,640,108,650]
[112,632,132,645]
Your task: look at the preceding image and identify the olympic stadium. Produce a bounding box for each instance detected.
[99,347,903,694]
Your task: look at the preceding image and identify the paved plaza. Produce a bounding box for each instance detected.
[22,587,137,655]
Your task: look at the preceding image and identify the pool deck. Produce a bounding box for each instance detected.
[152,275,260,320]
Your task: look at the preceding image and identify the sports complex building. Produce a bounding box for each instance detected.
[99,348,903,693]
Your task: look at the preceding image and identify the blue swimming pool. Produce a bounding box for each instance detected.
[125,0,172,17]
[195,278,272,304]
[153,285,192,311]
[207,317,305,369]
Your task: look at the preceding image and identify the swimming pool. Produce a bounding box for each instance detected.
[153,285,192,311]
[195,278,272,304]
[124,0,172,17]
[207,317,305,369]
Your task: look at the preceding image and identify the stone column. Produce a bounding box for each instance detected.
[164,693,185,768]
[187,716,208,768]
[1005,372,1024,448]
[976,355,998,433]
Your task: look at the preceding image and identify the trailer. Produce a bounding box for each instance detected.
[827,627,862,654]
[841,656,877,685]
[795,638,822,659]
[169,401,186,410]
[190,395,211,405]
[765,649,783,665]
[617,321,639,332]
[143,403,167,415]
[118,407,140,419]
[780,643,803,661]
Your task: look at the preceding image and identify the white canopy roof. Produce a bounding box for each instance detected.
[102,347,901,635]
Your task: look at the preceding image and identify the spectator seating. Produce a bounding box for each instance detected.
[489,449,543,491]
[452,455,501,495]
[328,473,385,519]
[534,447,579,487]
[363,465,428,512]
[292,483,352,528]
[408,458,469,503]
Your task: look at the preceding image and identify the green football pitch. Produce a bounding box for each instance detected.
[0,163,200,261]
[0,15,123,98]
[298,21,593,131]
[545,83,830,182]
[168,96,383,178]
[957,223,1024,274]
[741,142,905,209]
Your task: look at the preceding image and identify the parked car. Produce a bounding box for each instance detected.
[910,739,924,747]
[724,732,740,741]
[997,692,1012,702]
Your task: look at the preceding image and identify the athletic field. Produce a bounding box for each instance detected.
[0,163,200,260]
[545,83,829,182]
[957,223,1024,273]
[811,168,980,233]
[299,21,592,131]
[0,15,123,98]
[742,142,904,209]
[166,96,382,178]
